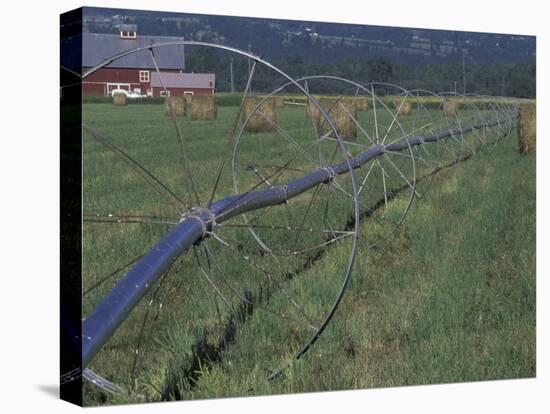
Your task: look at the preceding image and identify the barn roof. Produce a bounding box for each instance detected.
[150,72,216,89]
[119,24,137,32]
[61,33,186,70]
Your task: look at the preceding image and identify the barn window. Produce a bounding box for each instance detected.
[139,71,150,83]
[160,90,171,97]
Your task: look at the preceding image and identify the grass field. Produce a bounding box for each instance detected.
[84,93,531,109]
[81,102,535,405]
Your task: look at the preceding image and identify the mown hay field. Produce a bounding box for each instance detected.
[82,102,535,405]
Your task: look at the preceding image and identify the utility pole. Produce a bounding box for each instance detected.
[247,44,252,94]
[247,44,252,77]
[462,47,467,94]
[230,58,235,94]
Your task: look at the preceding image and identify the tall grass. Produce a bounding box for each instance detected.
[187,130,535,398]
[81,103,534,405]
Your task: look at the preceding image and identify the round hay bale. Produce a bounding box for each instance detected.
[260,95,284,109]
[314,97,358,141]
[393,100,412,115]
[306,95,321,120]
[273,96,285,108]
[242,97,277,133]
[184,94,193,109]
[354,97,369,112]
[442,100,459,117]
[517,102,536,154]
[190,95,217,121]
[306,95,322,121]
[112,93,127,106]
[164,96,186,117]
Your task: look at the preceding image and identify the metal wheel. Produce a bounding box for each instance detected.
[75,41,360,402]
[239,76,421,249]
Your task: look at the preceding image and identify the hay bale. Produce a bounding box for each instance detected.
[273,96,285,108]
[306,95,321,120]
[354,97,369,112]
[164,96,185,117]
[112,93,127,106]
[260,95,284,108]
[242,97,277,133]
[442,100,458,116]
[308,97,358,141]
[184,94,193,109]
[393,100,412,115]
[518,102,536,154]
[190,95,217,121]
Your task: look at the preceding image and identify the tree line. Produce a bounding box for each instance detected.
[186,46,535,98]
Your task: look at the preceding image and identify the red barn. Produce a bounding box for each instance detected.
[64,24,215,97]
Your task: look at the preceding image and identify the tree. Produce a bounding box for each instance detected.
[185,46,220,73]
[506,63,536,98]
[367,57,393,83]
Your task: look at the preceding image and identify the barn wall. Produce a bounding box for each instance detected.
[151,87,214,97]
[82,67,180,96]
[82,83,106,96]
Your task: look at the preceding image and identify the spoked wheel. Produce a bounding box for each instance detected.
[436,91,475,162]
[367,82,441,200]
[472,94,515,149]
[406,90,464,167]
[229,94,358,257]
[78,42,360,403]
[487,98,507,146]
[253,76,421,249]
[491,97,518,143]
[464,93,501,151]
[439,91,489,159]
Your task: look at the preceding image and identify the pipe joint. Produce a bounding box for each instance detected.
[321,166,336,183]
[181,207,216,238]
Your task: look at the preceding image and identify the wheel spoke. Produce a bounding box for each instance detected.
[377,158,389,209]
[206,60,258,208]
[384,149,436,171]
[149,48,201,207]
[383,153,421,198]
[337,100,376,146]
[381,94,408,144]
[219,222,353,235]
[83,123,187,213]
[291,183,325,252]
[220,133,341,224]
[384,122,433,147]
[256,109,316,164]
[357,160,377,196]
[203,242,319,330]
[193,246,236,312]
[371,84,380,143]
[83,213,179,226]
[84,254,145,297]
[130,268,171,388]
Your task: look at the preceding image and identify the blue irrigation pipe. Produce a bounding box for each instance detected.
[81,114,513,368]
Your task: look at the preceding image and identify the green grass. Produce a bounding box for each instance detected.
[83,93,528,109]
[187,135,535,398]
[81,102,535,405]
